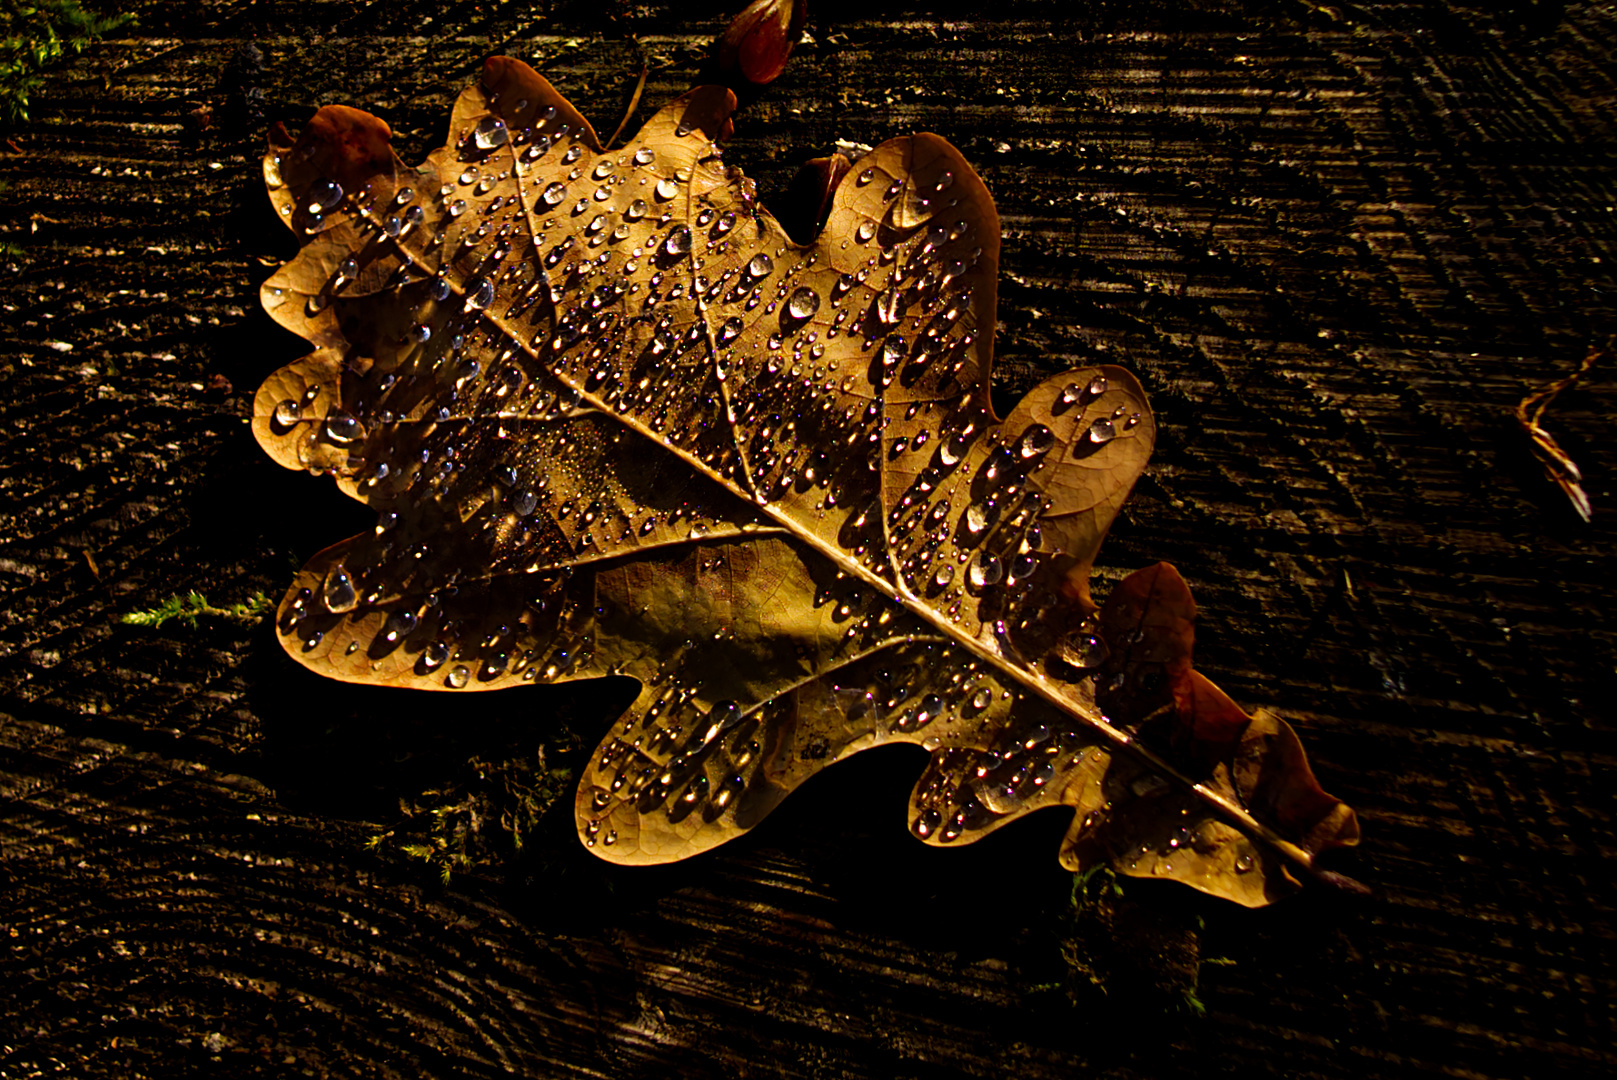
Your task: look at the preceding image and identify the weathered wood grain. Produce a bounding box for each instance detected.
[2,0,1613,1076]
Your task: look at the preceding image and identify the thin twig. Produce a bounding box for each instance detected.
[605,62,649,149]
[1515,340,1604,522]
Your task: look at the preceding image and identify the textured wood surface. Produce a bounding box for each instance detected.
[2,0,1614,1076]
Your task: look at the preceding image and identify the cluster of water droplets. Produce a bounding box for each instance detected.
[907,692,1093,843]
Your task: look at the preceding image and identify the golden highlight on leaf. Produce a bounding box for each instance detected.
[252,56,1358,906]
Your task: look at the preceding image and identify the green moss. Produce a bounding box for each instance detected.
[367,739,578,885]
[1,1,135,125]
[121,589,274,629]
[1033,866,1224,1016]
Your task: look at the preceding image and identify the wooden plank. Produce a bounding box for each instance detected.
[2,1,1613,1076]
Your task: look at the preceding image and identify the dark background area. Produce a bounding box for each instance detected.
[2,0,1613,1076]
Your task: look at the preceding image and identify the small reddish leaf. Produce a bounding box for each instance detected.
[717,0,808,86]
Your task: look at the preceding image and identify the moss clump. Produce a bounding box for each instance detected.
[1031,866,1222,1016]
[122,590,275,629]
[1,1,135,125]
[367,741,577,885]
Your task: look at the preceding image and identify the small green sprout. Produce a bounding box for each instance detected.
[121,590,274,629]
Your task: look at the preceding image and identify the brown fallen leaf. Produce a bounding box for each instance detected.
[250,56,1357,906]
[1516,341,1601,522]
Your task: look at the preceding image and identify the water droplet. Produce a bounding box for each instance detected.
[965,503,990,535]
[633,147,656,166]
[914,693,942,726]
[322,564,357,613]
[473,116,508,150]
[665,225,693,256]
[1086,417,1116,445]
[511,489,538,516]
[857,167,876,185]
[273,399,301,426]
[324,412,361,444]
[625,198,647,221]
[969,551,1003,588]
[913,808,942,838]
[305,178,343,214]
[933,564,955,588]
[422,641,449,669]
[431,278,451,302]
[1235,853,1255,873]
[448,198,467,217]
[655,177,679,200]
[881,336,906,368]
[934,171,954,193]
[970,687,993,710]
[876,285,901,325]
[747,253,773,278]
[856,220,875,243]
[543,182,566,206]
[1060,382,1082,405]
[1087,374,1108,397]
[1018,423,1054,458]
[465,277,496,311]
[787,286,819,320]
[700,700,743,746]
[446,664,469,688]
[458,167,479,186]
[718,316,744,344]
[382,610,418,643]
[1059,630,1108,670]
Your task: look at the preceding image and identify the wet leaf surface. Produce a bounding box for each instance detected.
[253,56,1355,905]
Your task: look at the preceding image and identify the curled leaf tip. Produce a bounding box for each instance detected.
[777,153,852,243]
[717,0,808,87]
[297,106,395,190]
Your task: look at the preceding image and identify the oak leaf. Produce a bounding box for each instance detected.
[251,56,1357,906]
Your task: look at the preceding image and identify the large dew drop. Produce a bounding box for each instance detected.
[1018,423,1054,458]
[787,286,820,320]
[665,225,693,256]
[305,178,343,214]
[322,564,358,613]
[324,412,361,444]
[473,116,509,150]
[465,277,496,312]
[1086,417,1117,445]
